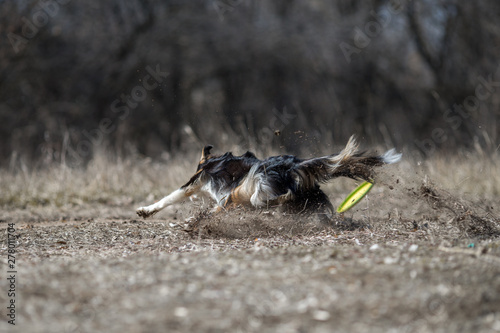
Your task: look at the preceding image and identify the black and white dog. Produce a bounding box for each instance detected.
[136,136,401,220]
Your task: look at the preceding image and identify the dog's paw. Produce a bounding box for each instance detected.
[136,207,156,219]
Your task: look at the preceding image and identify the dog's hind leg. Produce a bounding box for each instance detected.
[136,188,188,218]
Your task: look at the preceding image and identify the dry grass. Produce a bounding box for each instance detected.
[1,147,499,211]
[1,151,195,209]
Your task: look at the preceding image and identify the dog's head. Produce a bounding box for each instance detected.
[182,145,258,191]
[197,145,214,170]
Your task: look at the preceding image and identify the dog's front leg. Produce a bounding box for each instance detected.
[136,188,188,218]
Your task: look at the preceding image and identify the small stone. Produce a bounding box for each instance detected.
[384,257,398,265]
[312,310,331,321]
[408,244,419,252]
[174,307,188,317]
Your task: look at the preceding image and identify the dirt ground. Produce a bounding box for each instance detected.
[1,166,500,333]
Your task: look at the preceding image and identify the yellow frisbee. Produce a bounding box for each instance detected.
[336,181,374,213]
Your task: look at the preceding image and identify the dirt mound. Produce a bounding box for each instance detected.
[175,173,499,242]
[181,206,378,240]
[416,178,499,239]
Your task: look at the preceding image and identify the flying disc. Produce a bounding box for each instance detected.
[336,181,374,213]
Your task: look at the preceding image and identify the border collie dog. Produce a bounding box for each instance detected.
[136,136,401,221]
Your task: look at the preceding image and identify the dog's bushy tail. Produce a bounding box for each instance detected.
[294,136,401,187]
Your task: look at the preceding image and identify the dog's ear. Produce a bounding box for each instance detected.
[199,145,213,164]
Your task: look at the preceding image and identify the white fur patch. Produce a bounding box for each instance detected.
[326,135,359,173]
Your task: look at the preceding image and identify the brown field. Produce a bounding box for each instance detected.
[1,151,499,333]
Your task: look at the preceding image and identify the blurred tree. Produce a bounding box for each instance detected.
[0,0,498,166]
